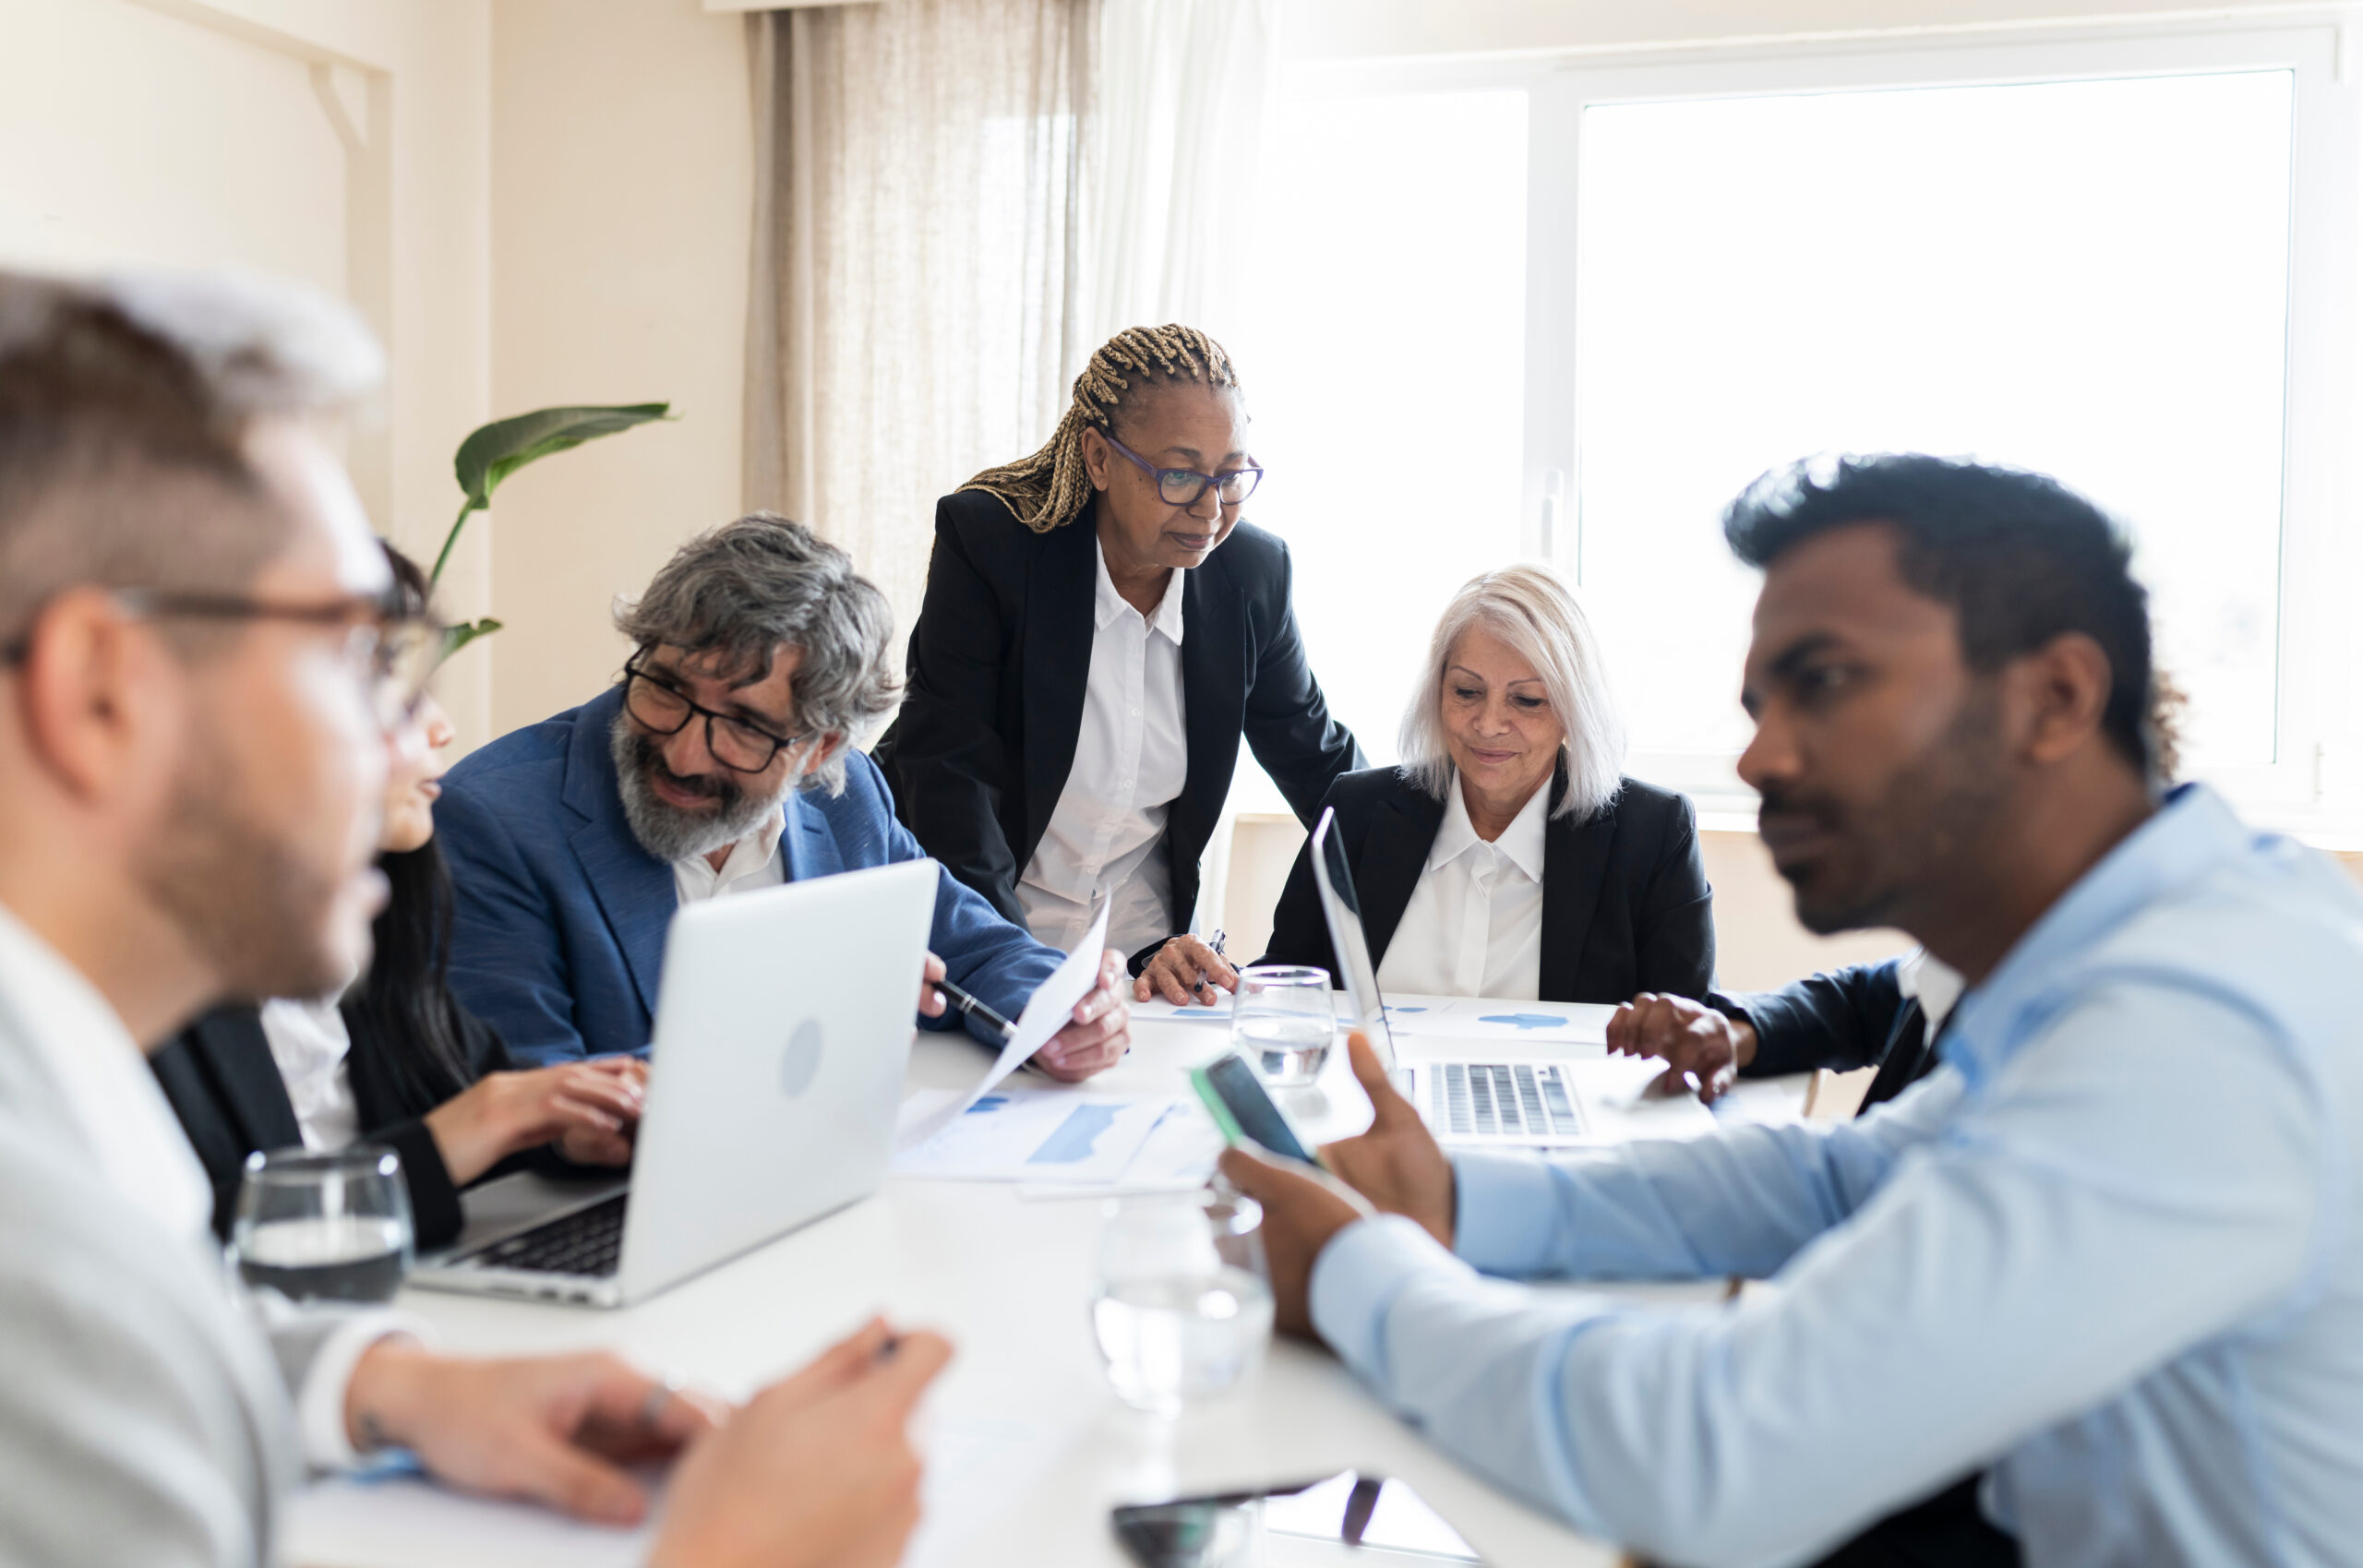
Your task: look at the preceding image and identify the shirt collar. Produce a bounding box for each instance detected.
[0,900,213,1243]
[685,805,787,882]
[1941,784,2242,1083]
[1429,771,1551,883]
[1092,534,1187,645]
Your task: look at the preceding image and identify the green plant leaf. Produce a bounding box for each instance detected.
[452,402,672,512]
[431,401,672,589]
[439,616,504,663]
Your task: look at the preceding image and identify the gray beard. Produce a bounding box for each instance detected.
[610,709,795,865]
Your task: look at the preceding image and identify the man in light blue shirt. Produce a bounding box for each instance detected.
[1225,454,2363,1567]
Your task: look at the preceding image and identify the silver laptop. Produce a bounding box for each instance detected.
[410,858,939,1307]
[1308,807,1588,1145]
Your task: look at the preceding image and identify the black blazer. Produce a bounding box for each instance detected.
[1713,959,1945,1112]
[151,998,574,1248]
[875,490,1363,951]
[1260,764,1716,1004]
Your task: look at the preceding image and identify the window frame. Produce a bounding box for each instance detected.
[1282,14,2363,844]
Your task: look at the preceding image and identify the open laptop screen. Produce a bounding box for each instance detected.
[1307,808,1396,1068]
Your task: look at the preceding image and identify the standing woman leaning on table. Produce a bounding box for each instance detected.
[1241,564,1715,1006]
[879,325,1362,980]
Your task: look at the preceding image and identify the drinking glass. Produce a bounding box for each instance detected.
[231,1145,415,1305]
[1091,1190,1274,1416]
[1232,965,1335,1088]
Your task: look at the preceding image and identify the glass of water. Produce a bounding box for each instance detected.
[1091,1190,1275,1416]
[231,1146,414,1305]
[1233,964,1335,1088]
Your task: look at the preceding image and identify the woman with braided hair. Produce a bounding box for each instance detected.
[878,325,1361,994]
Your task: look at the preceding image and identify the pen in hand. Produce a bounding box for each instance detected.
[1195,928,1229,1002]
[934,977,1017,1042]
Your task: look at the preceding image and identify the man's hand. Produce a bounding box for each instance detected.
[652,1319,952,1568]
[344,1341,721,1525]
[1133,936,1238,1007]
[1033,950,1130,1082]
[917,952,948,1019]
[1317,1031,1457,1249]
[424,1059,648,1186]
[1216,1146,1371,1338]
[1606,992,1754,1104]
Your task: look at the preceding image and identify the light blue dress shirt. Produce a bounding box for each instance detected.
[1311,786,2363,1567]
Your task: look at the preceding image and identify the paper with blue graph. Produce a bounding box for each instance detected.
[892,1088,1177,1184]
[895,901,1110,1152]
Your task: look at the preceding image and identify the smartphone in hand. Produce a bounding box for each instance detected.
[1189,1050,1321,1167]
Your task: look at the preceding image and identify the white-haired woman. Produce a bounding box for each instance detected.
[1215,564,1713,1004]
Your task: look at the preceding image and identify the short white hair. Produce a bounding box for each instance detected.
[1397,563,1625,820]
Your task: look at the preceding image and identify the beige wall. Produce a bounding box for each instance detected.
[485,0,751,736]
[0,0,496,742]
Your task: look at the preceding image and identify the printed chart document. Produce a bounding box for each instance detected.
[1378,993,1613,1047]
[895,902,1109,1150]
[894,1088,1175,1184]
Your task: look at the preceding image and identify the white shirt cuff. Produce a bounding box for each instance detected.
[297,1310,436,1471]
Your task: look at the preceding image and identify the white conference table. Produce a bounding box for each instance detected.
[306,1010,1787,1568]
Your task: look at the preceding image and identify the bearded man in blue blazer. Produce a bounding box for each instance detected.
[436,513,1131,1080]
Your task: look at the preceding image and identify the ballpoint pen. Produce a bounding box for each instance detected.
[933,976,1017,1042]
[1195,928,1229,1000]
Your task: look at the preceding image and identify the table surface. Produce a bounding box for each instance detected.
[342,1011,1797,1568]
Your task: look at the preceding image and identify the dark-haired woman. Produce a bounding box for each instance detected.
[879,325,1362,987]
[150,547,643,1246]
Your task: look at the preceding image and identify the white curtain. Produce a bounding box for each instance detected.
[743,0,1099,652]
[1088,0,1281,348]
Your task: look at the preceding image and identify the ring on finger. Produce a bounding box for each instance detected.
[640,1370,689,1430]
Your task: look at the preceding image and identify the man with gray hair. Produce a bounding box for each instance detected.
[435,513,1131,1078]
[0,267,950,1566]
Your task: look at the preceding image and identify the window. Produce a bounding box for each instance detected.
[1235,88,1529,788]
[1247,22,2362,835]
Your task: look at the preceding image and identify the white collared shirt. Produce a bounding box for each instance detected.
[258,995,360,1152]
[0,901,415,1471]
[1018,536,1190,956]
[1376,772,1551,1000]
[672,806,788,905]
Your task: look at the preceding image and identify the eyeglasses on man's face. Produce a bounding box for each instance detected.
[1100,430,1264,509]
[622,653,809,775]
[1,587,438,734]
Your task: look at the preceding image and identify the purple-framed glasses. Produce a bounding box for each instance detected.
[1100,430,1264,508]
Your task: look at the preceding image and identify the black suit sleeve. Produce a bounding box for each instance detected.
[887,501,1029,925]
[1712,960,1906,1079]
[1632,791,1716,999]
[1237,538,1363,824]
[1257,806,1344,978]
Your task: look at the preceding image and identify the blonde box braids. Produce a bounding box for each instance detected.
[960,325,1240,533]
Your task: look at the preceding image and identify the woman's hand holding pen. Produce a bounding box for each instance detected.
[1134,934,1239,1007]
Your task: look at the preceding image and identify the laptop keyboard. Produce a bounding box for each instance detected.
[462,1192,629,1277]
[1423,1062,1580,1139]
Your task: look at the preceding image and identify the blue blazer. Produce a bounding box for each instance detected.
[434,688,1063,1067]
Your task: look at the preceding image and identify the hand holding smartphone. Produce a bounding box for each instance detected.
[1188,1051,1321,1167]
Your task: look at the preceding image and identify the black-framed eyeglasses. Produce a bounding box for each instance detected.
[1100,431,1264,508]
[2,587,437,731]
[622,653,810,774]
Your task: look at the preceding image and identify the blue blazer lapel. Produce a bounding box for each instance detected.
[780,788,842,882]
[562,688,676,1016]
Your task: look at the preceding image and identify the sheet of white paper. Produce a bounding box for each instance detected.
[1017,1100,1224,1200]
[285,1416,1068,1568]
[895,902,1110,1151]
[894,1088,1173,1184]
[285,1462,651,1568]
[1130,993,1235,1023]
[1379,993,1611,1047]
